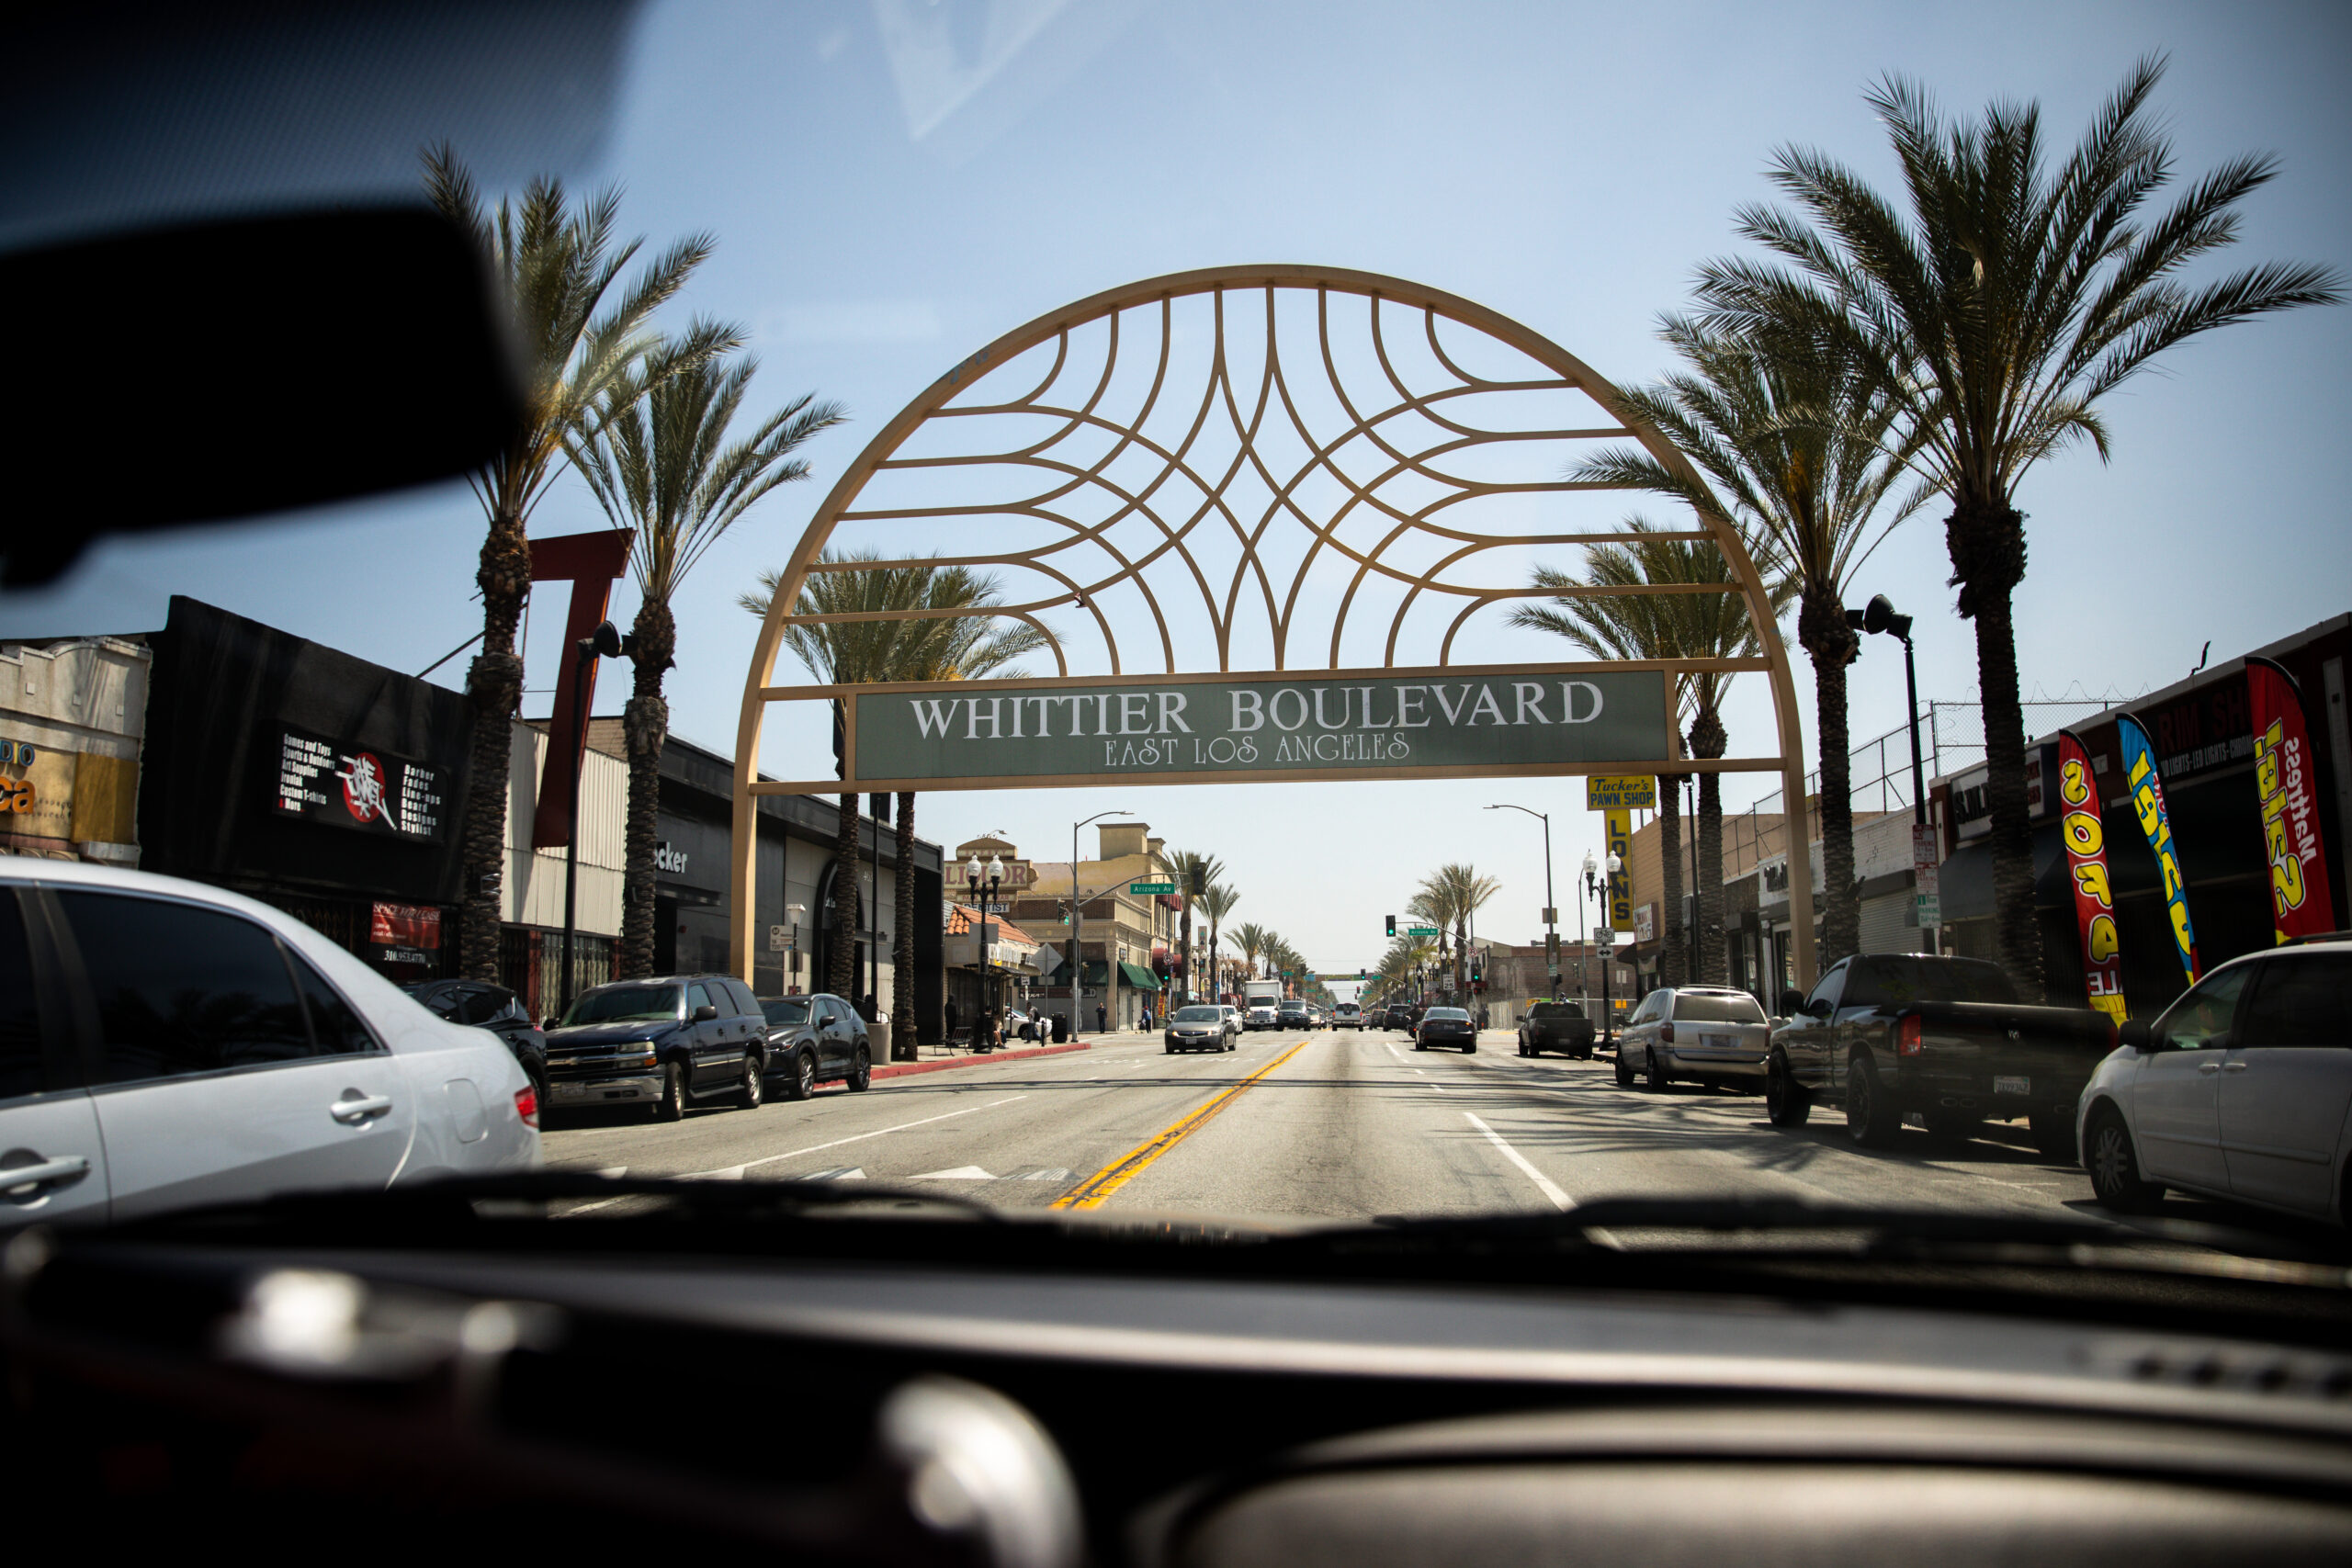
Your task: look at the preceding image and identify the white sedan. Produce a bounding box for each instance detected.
[2079,938,2350,1227]
[1,860,540,1228]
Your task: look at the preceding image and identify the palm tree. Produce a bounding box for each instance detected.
[1413,864,1499,997]
[570,349,845,980]
[1575,321,1925,967]
[1513,521,1790,985]
[743,553,1046,1022]
[1197,883,1239,1007]
[1164,849,1226,1005]
[1232,920,1272,982]
[424,146,732,980]
[1690,58,2340,993]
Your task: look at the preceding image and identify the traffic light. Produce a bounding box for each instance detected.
[1189,863,1206,897]
[1385,914,1396,936]
[1358,968,1366,980]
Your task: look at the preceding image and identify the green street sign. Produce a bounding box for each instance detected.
[1128,881,1174,894]
[1408,925,1440,936]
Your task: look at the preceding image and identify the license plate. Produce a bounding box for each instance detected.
[1702,1033,1736,1050]
[551,1082,594,1101]
[1994,1075,2030,1096]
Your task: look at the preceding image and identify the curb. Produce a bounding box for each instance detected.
[869,1041,1094,1081]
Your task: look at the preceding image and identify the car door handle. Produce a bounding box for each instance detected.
[2197,1061,2222,1074]
[2220,1060,2249,1072]
[330,1093,395,1124]
[2,1155,92,1192]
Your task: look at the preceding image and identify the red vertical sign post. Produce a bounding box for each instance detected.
[2246,656,2338,945]
[2055,730,2125,1024]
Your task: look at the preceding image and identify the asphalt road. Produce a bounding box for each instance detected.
[540,1026,2109,1225]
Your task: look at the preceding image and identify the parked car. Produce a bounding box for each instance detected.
[1165,1004,1238,1054]
[1616,987,1770,1090]
[756,992,875,1099]
[543,974,771,1121]
[1518,999,1598,1059]
[2079,938,2351,1226]
[1414,1006,1476,1052]
[1765,954,2115,1156]
[1244,1004,1278,1031]
[402,978,547,1102]
[0,862,538,1228]
[1277,1000,1312,1031]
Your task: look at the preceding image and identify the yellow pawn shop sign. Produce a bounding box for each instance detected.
[1586,775,1657,810]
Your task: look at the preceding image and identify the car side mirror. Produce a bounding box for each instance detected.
[542,1016,561,1032]
[2118,1019,2151,1052]
[693,1004,719,1022]
[1778,989,1807,1019]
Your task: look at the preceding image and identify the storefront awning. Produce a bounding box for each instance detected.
[1118,961,1160,991]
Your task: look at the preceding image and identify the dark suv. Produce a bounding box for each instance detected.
[1516,999,1597,1059]
[543,975,770,1122]
[1276,1000,1311,1031]
[757,993,874,1099]
[402,979,547,1100]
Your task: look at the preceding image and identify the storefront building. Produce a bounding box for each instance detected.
[1010,821,1180,1031]
[0,635,146,869]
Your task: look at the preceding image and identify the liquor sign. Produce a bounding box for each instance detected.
[273,727,447,842]
[2054,730,2125,1023]
[2246,657,2338,944]
[2115,712,2199,984]
[368,901,441,966]
[1586,775,1657,809]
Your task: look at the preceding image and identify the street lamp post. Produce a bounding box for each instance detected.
[1858,593,1937,955]
[560,619,623,1017]
[1488,803,1559,999]
[965,853,1005,1049]
[1070,809,1129,1040]
[1584,850,1623,1045]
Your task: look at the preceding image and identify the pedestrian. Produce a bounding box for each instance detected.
[1095,1001,1107,1034]
[944,994,960,1044]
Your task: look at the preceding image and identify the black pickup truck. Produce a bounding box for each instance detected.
[1517,999,1598,1059]
[1765,954,2116,1158]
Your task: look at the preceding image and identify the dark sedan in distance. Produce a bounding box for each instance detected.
[1414,1006,1477,1052]
[1166,1004,1238,1053]
[403,979,547,1101]
[758,993,875,1097]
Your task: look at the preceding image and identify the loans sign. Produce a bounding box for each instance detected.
[851,665,1670,787]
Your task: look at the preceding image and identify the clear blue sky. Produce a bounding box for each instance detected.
[9,0,2346,974]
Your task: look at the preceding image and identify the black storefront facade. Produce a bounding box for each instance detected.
[1933,614,2349,1017]
[139,596,469,980]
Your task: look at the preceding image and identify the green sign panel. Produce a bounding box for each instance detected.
[1408,925,1440,937]
[1128,881,1174,894]
[848,666,1671,786]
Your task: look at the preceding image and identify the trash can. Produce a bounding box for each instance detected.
[873,1019,908,1064]
[1050,1012,1069,1043]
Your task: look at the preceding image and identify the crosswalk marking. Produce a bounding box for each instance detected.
[914,1165,996,1180]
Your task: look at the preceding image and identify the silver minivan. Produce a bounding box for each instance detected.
[1615,986,1773,1093]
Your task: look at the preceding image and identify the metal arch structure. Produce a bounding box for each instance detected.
[730,265,1817,988]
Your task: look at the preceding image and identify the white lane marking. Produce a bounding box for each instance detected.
[596,1166,627,1179]
[691,1166,747,1180]
[683,1095,1029,1179]
[803,1167,865,1180]
[1464,1111,1575,1211]
[914,1165,996,1180]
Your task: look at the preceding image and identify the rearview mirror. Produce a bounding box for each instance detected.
[693,1004,719,1022]
[1778,989,1807,1019]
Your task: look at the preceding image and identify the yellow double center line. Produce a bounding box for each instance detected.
[1052,1036,1313,1210]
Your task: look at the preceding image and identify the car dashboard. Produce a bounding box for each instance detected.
[6,1201,2352,1568]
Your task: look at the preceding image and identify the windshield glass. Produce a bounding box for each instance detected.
[560,985,682,1027]
[1674,993,1768,1023]
[6,6,2336,1303]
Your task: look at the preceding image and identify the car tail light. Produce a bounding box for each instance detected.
[1659,1021,1675,1043]
[514,1085,539,1128]
[1895,1013,1923,1056]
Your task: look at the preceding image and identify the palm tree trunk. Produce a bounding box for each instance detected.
[1178,903,1193,1007]
[1949,499,2045,998]
[1801,582,1860,967]
[457,506,530,981]
[1691,706,1728,986]
[893,790,917,1051]
[616,601,673,981]
[830,793,858,998]
[1657,773,1687,988]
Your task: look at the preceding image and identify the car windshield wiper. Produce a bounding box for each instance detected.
[1343,1195,2352,1280]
